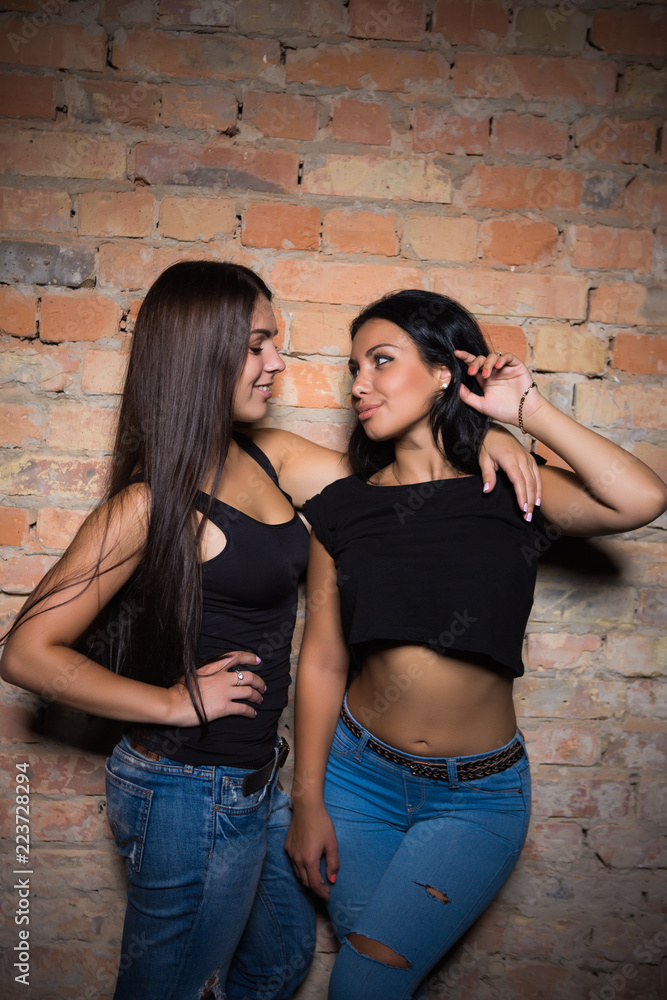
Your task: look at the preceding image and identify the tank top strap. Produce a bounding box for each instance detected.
[233,431,280,487]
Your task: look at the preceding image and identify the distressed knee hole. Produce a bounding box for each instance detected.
[415,881,450,905]
[347,933,411,968]
[199,970,223,1000]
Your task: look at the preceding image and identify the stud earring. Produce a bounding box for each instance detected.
[441,381,449,390]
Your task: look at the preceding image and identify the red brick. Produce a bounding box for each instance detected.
[234,0,346,35]
[78,191,155,238]
[158,196,236,242]
[532,777,629,821]
[522,723,601,765]
[31,797,110,843]
[242,203,320,252]
[589,282,667,327]
[402,215,476,262]
[0,703,39,744]
[413,107,489,155]
[81,349,128,395]
[533,324,607,374]
[600,539,667,589]
[159,0,234,26]
[0,553,56,593]
[624,173,667,224]
[480,219,558,266]
[113,28,279,81]
[433,0,508,47]
[134,142,299,194]
[269,260,426,306]
[618,65,667,110]
[576,116,658,166]
[588,822,667,869]
[244,92,319,141]
[36,507,88,549]
[0,402,45,447]
[348,0,425,41]
[0,187,72,233]
[505,964,572,998]
[523,820,583,862]
[525,633,601,672]
[333,98,391,146]
[612,333,667,375]
[101,0,157,21]
[0,20,106,71]
[0,71,56,119]
[454,54,616,106]
[288,304,357,356]
[302,154,451,203]
[637,589,667,626]
[606,634,667,678]
[478,324,527,361]
[491,112,569,158]
[570,225,653,273]
[0,128,126,180]
[0,455,107,502]
[638,780,667,823]
[515,676,625,719]
[591,8,667,58]
[162,83,236,131]
[323,209,398,256]
[39,293,121,344]
[466,165,583,210]
[48,404,117,452]
[574,384,667,431]
[0,287,37,337]
[627,680,667,720]
[0,341,79,391]
[431,269,588,320]
[98,244,210,290]
[515,6,587,52]
[286,43,449,93]
[67,79,160,126]
[274,360,350,408]
[0,507,31,547]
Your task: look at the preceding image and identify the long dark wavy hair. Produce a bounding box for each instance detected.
[348,290,491,480]
[4,260,272,721]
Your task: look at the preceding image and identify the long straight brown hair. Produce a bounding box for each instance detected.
[6,260,273,722]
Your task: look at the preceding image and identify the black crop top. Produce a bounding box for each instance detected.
[137,433,310,767]
[303,471,545,677]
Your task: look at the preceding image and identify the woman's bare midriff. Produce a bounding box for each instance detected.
[346,644,517,758]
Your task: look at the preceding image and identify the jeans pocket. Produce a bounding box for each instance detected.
[219,775,270,814]
[105,763,153,876]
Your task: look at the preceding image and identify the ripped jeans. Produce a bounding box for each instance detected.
[323,701,531,1000]
[105,735,315,1000]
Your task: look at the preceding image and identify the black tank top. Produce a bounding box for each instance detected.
[137,433,309,767]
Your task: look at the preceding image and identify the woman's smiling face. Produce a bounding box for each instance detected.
[349,318,448,441]
[232,295,285,423]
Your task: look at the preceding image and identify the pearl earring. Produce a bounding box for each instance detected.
[441,381,449,390]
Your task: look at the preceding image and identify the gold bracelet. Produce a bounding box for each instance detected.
[518,381,537,434]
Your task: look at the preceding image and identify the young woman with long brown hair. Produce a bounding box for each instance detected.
[2,266,541,1000]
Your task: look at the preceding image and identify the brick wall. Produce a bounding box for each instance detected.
[0,1,666,998]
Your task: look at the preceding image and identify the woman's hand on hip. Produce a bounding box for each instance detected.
[166,651,265,727]
[285,802,339,901]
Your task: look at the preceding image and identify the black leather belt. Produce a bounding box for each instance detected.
[242,737,290,796]
[128,736,290,796]
[340,703,524,782]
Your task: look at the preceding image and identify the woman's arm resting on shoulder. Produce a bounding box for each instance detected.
[1,487,264,725]
[458,349,667,535]
[480,424,542,519]
[285,531,349,900]
[246,427,349,507]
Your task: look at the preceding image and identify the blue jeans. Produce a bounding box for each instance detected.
[105,735,315,1000]
[323,701,531,1000]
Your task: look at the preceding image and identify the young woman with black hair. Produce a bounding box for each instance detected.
[0,266,542,1000]
[285,289,667,1000]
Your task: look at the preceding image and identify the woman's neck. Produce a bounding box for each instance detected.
[388,431,460,486]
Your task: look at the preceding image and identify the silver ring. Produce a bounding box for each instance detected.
[496,351,503,357]
[235,671,244,686]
